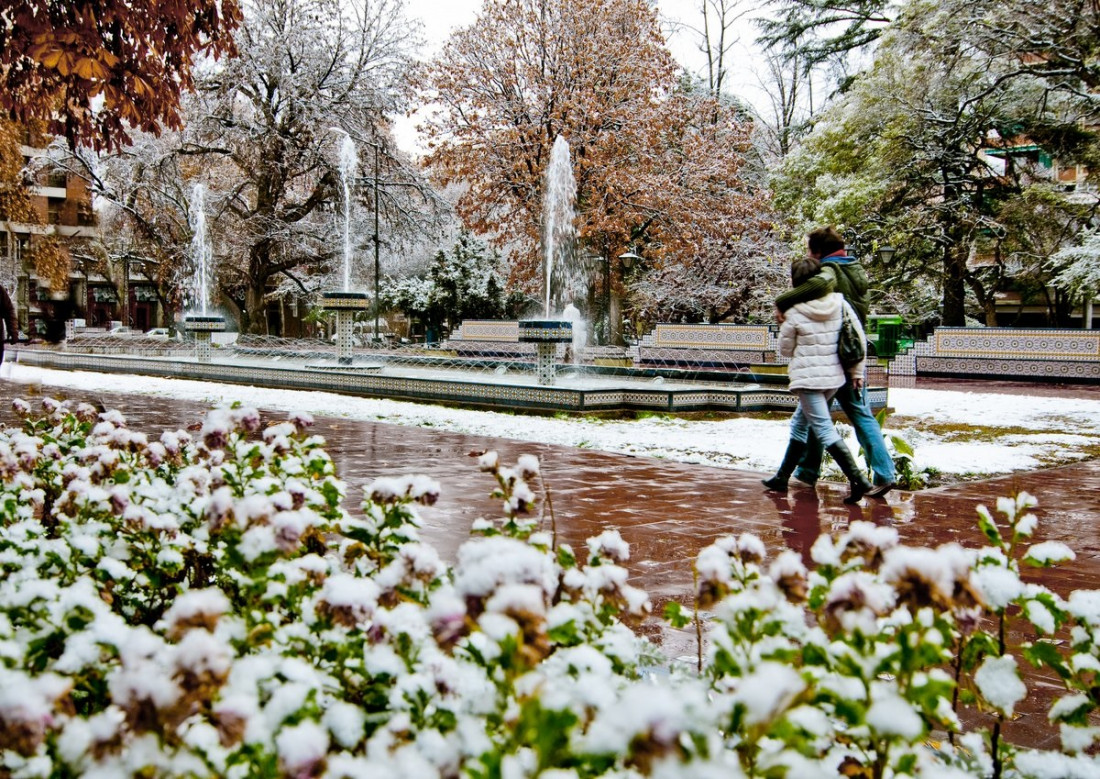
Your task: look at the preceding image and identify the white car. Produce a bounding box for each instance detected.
[145,328,171,340]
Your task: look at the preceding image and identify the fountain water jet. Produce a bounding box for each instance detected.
[562,303,587,363]
[338,135,357,291]
[517,135,584,385]
[323,131,370,365]
[543,135,582,317]
[183,183,225,361]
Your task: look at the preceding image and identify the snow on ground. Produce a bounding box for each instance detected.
[5,364,1100,480]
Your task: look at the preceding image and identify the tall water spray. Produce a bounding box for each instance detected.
[543,135,579,317]
[189,184,213,315]
[338,134,358,290]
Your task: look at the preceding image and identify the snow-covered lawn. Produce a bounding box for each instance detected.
[6,364,1100,482]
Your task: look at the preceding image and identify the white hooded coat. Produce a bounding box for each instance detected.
[779,292,866,390]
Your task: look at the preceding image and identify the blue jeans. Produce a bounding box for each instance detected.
[794,378,895,486]
[789,389,841,448]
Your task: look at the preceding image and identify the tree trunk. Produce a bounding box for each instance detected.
[609,286,623,346]
[243,239,272,335]
[244,283,267,335]
[941,243,968,326]
[984,298,998,326]
[968,275,999,326]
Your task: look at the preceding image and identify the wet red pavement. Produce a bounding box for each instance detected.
[4,378,1100,749]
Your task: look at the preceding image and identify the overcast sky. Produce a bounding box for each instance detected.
[395,0,768,153]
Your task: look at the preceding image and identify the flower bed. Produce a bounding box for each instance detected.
[0,397,1098,777]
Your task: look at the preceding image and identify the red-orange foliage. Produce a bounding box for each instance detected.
[0,0,242,152]
[422,0,769,295]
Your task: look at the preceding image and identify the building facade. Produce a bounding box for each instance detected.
[0,125,163,336]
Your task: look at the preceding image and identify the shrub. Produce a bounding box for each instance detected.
[0,397,1097,777]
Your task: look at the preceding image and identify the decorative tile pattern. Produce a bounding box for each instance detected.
[517,320,573,344]
[886,327,1100,383]
[917,356,1100,382]
[452,342,537,357]
[332,309,356,363]
[654,324,771,350]
[637,347,771,367]
[320,292,370,311]
[934,328,1100,359]
[183,315,226,332]
[533,342,558,385]
[737,391,800,412]
[457,320,520,342]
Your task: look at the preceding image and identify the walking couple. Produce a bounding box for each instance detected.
[763,226,895,504]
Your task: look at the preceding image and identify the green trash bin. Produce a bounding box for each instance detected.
[877,322,901,358]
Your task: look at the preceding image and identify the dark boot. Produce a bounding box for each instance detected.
[826,442,873,504]
[763,438,808,492]
[792,431,822,487]
[865,482,894,499]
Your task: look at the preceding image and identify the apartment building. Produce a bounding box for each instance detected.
[0,123,103,336]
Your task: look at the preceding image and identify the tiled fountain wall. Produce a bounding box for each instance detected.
[890,328,1100,384]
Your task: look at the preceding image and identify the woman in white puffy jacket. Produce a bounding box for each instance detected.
[763,256,873,504]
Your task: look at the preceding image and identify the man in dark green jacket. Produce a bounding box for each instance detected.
[773,226,895,497]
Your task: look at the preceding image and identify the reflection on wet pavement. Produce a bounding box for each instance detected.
[4,381,1099,749]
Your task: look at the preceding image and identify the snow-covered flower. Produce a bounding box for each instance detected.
[367,474,441,506]
[477,450,499,472]
[288,410,314,433]
[881,543,979,611]
[317,573,381,627]
[515,453,540,479]
[769,550,809,603]
[587,529,630,564]
[277,720,329,778]
[160,589,232,639]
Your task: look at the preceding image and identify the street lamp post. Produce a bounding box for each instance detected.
[122,254,130,329]
[371,142,380,343]
[607,250,640,346]
[607,253,616,343]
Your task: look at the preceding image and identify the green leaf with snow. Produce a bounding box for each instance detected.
[976,505,1003,548]
[1024,541,1076,567]
[1023,641,1072,680]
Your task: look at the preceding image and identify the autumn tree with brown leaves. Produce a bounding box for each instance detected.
[423,0,780,340]
[0,119,39,225]
[0,0,241,152]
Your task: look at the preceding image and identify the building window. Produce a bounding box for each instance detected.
[77,201,95,227]
[46,169,67,189]
[92,287,118,303]
[47,198,63,225]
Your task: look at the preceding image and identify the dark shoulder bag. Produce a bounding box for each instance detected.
[837,302,866,369]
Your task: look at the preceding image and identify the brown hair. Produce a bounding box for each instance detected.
[807,226,845,258]
[791,256,821,287]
